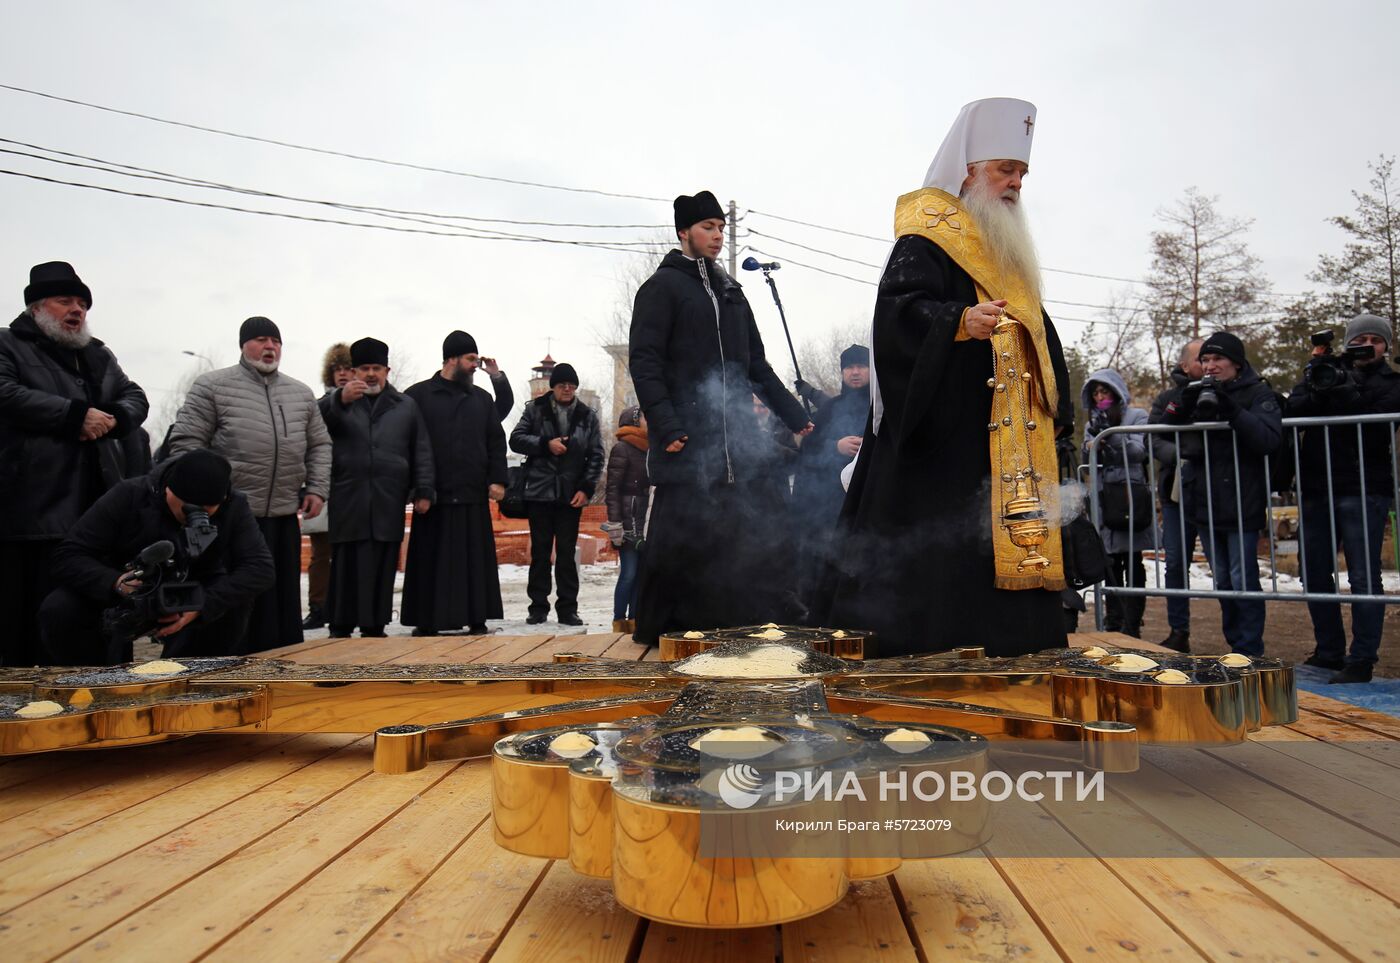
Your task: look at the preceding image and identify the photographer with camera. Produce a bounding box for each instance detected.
[1163,332,1283,657]
[1286,313,1400,684]
[1082,369,1150,638]
[37,449,274,665]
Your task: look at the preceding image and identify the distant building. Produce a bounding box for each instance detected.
[529,352,600,414]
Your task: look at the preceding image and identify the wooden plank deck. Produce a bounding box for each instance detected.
[1,633,1396,962]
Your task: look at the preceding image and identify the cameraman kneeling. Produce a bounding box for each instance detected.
[1163,333,1283,657]
[38,449,274,664]
[1287,313,1400,684]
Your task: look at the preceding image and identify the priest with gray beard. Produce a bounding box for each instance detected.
[823,99,1074,658]
[0,261,149,665]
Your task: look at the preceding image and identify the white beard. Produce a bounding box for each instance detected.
[248,358,279,374]
[32,305,93,349]
[961,176,1043,304]
[364,383,384,396]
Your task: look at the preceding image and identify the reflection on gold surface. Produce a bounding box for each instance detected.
[492,754,571,858]
[611,793,849,928]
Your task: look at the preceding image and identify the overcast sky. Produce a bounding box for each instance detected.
[3,1,1396,433]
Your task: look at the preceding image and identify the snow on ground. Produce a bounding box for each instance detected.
[1085,554,1400,600]
[300,561,624,639]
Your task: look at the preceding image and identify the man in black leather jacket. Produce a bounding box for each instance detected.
[1286,313,1400,684]
[509,363,604,625]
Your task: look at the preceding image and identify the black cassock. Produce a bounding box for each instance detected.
[823,235,1073,657]
[400,374,508,630]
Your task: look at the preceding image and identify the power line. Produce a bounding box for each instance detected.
[747,248,877,286]
[0,140,672,243]
[0,82,670,202]
[0,167,663,255]
[747,228,883,269]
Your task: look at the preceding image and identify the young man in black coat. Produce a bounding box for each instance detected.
[320,338,436,637]
[0,262,149,665]
[1163,332,1282,657]
[38,449,274,665]
[628,191,813,644]
[509,363,604,625]
[1286,313,1400,684]
[401,331,509,636]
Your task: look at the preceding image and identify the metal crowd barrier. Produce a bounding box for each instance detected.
[1084,413,1400,628]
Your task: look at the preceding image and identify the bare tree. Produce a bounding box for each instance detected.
[1146,188,1270,342]
[1312,154,1399,345]
[149,349,218,448]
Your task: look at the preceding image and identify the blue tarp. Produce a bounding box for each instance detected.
[1294,664,1400,717]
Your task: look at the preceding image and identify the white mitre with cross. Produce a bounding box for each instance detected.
[922,97,1037,196]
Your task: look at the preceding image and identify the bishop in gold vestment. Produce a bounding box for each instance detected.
[825,98,1074,657]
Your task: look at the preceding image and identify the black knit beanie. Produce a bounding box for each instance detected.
[673,191,725,234]
[442,330,478,360]
[549,362,579,387]
[1198,332,1247,368]
[167,449,232,505]
[239,316,281,346]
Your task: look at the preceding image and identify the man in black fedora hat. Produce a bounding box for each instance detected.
[0,261,149,665]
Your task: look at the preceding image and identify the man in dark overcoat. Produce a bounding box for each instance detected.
[320,337,435,637]
[0,262,149,665]
[401,330,508,635]
[628,190,813,645]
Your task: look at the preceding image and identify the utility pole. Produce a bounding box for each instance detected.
[727,199,738,277]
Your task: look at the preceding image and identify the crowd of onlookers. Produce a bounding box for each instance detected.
[2,259,1395,683]
[1078,318,1400,684]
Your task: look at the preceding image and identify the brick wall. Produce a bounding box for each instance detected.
[298,502,616,572]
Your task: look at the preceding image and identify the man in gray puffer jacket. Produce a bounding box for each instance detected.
[167,317,331,651]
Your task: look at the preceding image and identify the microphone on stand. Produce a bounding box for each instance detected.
[741,257,781,272]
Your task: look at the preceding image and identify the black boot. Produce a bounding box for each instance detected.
[360,626,387,638]
[327,624,353,638]
[1328,663,1374,684]
[1160,629,1191,653]
[410,626,439,637]
[302,605,327,630]
[1303,651,1345,671]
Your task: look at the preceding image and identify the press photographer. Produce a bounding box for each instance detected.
[38,449,274,665]
[1286,313,1400,684]
[1162,332,1283,657]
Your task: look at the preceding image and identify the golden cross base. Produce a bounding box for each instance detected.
[0,632,1296,929]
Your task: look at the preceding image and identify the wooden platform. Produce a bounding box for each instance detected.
[2,632,1397,961]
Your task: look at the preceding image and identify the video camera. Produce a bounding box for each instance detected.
[101,505,219,652]
[1305,330,1371,393]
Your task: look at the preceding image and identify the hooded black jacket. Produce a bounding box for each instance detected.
[0,313,149,539]
[629,250,808,486]
[1164,365,1283,531]
[1286,358,1400,498]
[49,459,274,622]
[509,394,605,504]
